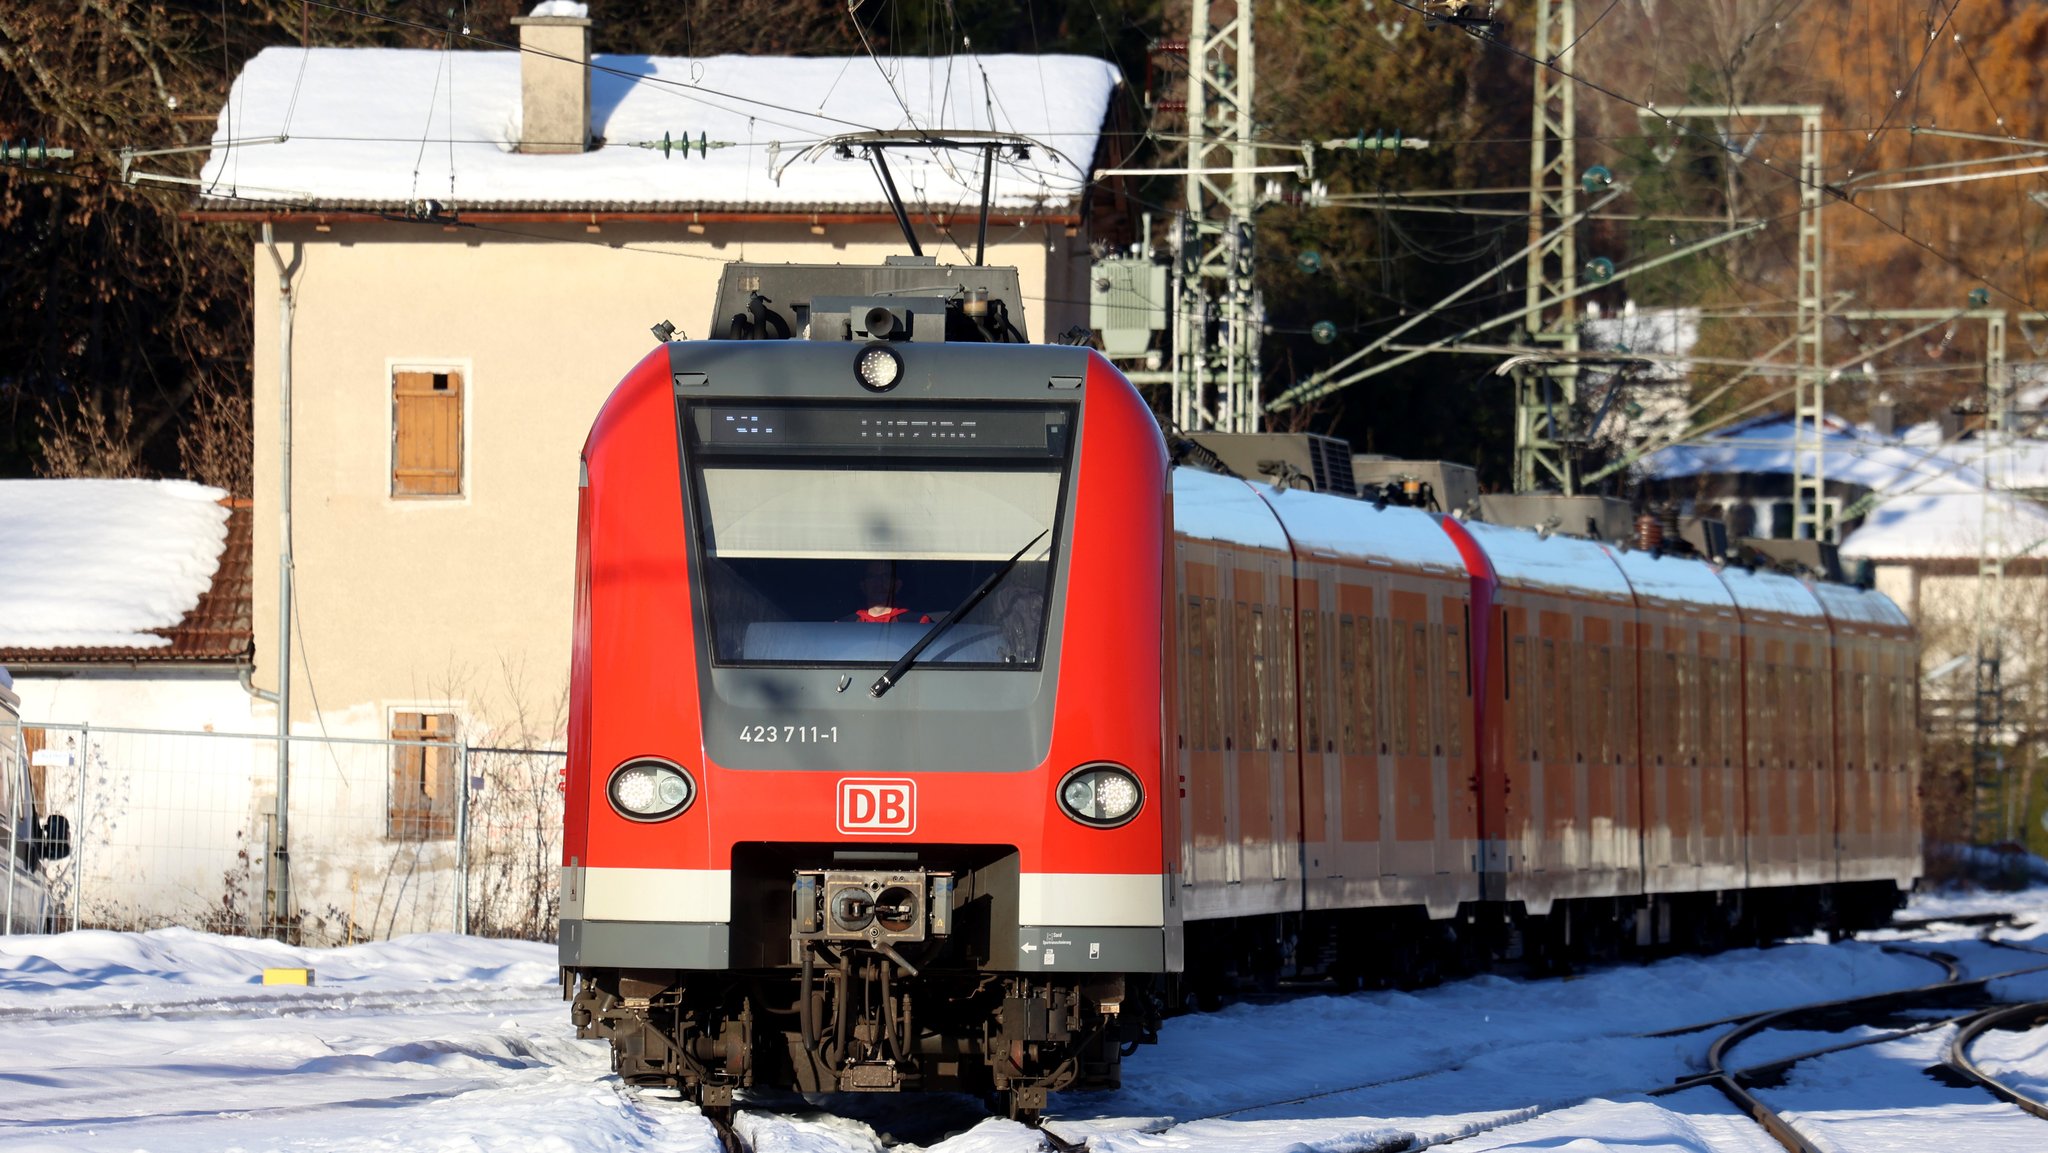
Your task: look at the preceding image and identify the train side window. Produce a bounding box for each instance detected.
[1234,601,1256,752]
[1281,608,1298,752]
[1444,623,1464,757]
[1541,639,1561,763]
[1245,606,1261,757]
[1511,635,1530,758]
[1391,622,1410,756]
[1619,643,1637,764]
[1416,622,1436,755]
[391,368,465,498]
[1302,609,1323,753]
[1204,598,1224,751]
[1367,618,1385,752]
[1338,614,1358,755]
[1183,597,1205,750]
[389,711,459,841]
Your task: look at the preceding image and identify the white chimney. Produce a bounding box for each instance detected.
[511,3,592,155]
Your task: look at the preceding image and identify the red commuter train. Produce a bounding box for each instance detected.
[560,260,1920,1119]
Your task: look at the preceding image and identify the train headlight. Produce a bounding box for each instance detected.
[606,758,696,822]
[855,343,903,392]
[1056,763,1143,828]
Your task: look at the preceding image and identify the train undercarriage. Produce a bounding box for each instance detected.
[567,961,1140,1119]
[565,851,1151,1120]
[1173,879,1908,1001]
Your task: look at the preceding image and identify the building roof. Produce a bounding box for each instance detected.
[0,481,252,665]
[1639,412,2048,561]
[195,47,1122,216]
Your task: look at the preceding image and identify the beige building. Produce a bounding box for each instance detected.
[196,16,1127,746]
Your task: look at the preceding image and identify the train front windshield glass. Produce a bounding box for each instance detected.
[684,403,1072,668]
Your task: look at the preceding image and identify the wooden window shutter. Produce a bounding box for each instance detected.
[393,370,463,496]
[388,711,459,840]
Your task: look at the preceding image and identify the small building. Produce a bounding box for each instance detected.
[188,7,1128,749]
[0,479,261,929]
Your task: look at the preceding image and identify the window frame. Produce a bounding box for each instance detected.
[387,707,462,842]
[387,361,472,501]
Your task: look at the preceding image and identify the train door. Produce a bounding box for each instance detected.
[1680,622,1706,875]
[1442,593,1478,868]
[1330,569,1384,890]
[1800,630,1837,886]
[1582,612,1626,882]
[1175,542,1229,903]
[1701,624,1741,886]
[1750,631,1789,887]
[1535,604,1577,877]
[1638,610,1671,881]
[1501,598,1535,882]
[1834,635,1862,871]
[1298,561,1341,909]
[1388,585,1434,878]
[1267,555,1297,889]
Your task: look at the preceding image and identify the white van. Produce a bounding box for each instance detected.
[3,666,70,933]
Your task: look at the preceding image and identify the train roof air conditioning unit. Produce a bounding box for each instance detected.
[1181,433,1356,496]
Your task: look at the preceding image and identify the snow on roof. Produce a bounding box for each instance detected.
[197,47,1120,213]
[1171,468,1289,551]
[1642,412,1990,496]
[1836,488,2048,560]
[1261,487,1467,573]
[1806,580,1910,629]
[1716,564,1825,621]
[1603,546,1736,610]
[1462,521,1633,599]
[1640,411,2048,560]
[0,480,231,649]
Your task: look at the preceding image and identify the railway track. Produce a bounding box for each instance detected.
[1644,931,2048,1153]
[611,914,2048,1153]
[1033,922,2037,1153]
[0,983,561,1025]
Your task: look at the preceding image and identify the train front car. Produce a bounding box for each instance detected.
[562,270,1173,1119]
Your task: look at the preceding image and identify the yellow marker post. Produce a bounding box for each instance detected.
[262,967,315,986]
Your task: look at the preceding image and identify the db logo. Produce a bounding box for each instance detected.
[838,778,916,835]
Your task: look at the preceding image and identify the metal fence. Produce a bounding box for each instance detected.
[20,723,564,945]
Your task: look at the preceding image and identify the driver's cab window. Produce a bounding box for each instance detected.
[686,404,1071,669]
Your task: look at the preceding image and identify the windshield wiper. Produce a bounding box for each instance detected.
[869,529,1049,699]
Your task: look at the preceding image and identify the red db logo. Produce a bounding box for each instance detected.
[838,778,916,835]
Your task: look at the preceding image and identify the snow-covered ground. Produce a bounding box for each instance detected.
[5,890,2048,1151]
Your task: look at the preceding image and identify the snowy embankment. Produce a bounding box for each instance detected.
[5,891,2048,1151]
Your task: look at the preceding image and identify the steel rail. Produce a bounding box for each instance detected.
[1947,1001,2048,1121]
[1661,954,2048,1153]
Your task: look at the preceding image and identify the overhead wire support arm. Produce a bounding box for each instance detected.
[777,129,1057,264]
[1266,219,1767,413]
[1264,184,1630,413]
[866,147,923,258]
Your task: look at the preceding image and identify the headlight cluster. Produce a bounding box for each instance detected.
[607,758,696,822]
[1057,763,1143,828]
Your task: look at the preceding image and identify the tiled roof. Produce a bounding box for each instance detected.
[0,500,253,667]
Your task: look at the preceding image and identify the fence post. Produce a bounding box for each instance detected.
[4,763,18,934]
[73,722,87,932]
[456,740,470,936]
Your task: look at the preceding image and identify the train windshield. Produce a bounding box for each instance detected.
[684,403,1071,668]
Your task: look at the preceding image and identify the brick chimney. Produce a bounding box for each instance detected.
[511,3,592,154]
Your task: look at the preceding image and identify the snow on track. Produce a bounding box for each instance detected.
[6,893,2048,1151]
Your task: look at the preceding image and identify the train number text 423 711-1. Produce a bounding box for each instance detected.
[739,724,841,744]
